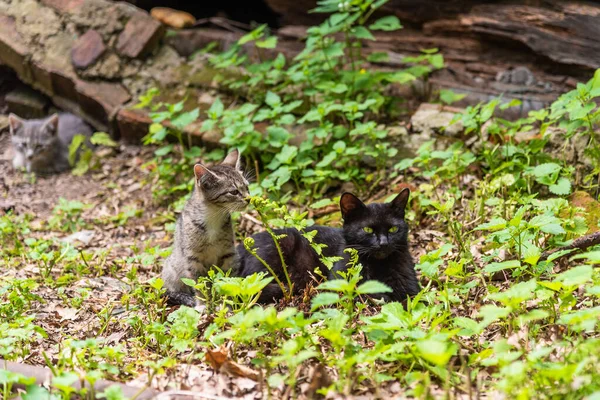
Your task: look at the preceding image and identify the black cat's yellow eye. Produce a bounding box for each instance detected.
[363,227,373,233]
[389,226,399,233]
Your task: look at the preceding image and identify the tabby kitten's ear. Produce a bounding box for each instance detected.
[193,164,218,181]
[43,114,59,136]
[8,113,23,135]
[390,188,410,217]
[221,149,242,170]
[340,192,367,220]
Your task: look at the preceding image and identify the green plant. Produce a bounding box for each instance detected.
[69,132,118,176]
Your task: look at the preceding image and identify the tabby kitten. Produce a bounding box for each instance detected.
[162,149,250,307]
[9,113,93,174]
[236,189,420,303]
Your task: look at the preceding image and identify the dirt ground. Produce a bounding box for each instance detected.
[1,122,444,399]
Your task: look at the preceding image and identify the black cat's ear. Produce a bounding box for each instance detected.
[222,149,241,170]
[194,163,218,181]
[8,113,23,135]
[390,188,410,217]
[340,192,367,220]
[44,114,59,135]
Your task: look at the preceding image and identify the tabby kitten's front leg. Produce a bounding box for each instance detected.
[161,149,250,307]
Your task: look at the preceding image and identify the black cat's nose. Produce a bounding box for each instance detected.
[379,236,389,246]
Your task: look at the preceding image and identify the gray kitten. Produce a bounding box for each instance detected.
[9,112,93,174]
[162,149,250,307]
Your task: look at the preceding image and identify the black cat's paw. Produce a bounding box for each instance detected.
[164,291,197,308]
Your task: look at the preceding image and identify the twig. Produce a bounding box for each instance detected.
[540,231,600,261]
[156,390,230,400]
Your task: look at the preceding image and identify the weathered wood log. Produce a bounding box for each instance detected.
[265,0,600,70]
[459,3,600,69]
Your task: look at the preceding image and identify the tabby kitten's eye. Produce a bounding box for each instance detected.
[388,226,399,233]
[363,227,373,233]
[228,190,239,195]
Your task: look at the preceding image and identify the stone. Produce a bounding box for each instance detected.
[150,7,196,29]
[40,0,84,13]
[116,13,164,59]
[5,86,50,118]
[410,103,464,137]
[71,29,106,69]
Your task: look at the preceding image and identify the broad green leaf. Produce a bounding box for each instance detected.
[415,339,456,366]
[311,292,340,310]
[352,26,375,40]
[90,132,117,147]
[317,279,351,292]
[208,98,224,118]
[256,36,277,49]
[554,265,593,287]
[484,260,520,274]
[548,177,572,195]
[439,89,466,105]
[474,218,507,231]
[531,162,561,178]
[310,198,335,209]
[68,134,86,166]
[265,91,281,108]
[369,16,402,31]
[356,280,392,295]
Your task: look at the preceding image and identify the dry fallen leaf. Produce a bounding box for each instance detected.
[205,345,261,381]
[55,306,79,321]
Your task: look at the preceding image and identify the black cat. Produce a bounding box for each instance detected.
[236,189,420,303]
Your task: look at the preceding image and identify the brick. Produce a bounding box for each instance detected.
[75,80,131,126]
[116,14,164,59]
[6,86,50,118]
[0,14,31,81]
[71,30,106,69]
[116,108,153,143]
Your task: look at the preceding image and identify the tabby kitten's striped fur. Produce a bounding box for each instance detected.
[162,150,249,307]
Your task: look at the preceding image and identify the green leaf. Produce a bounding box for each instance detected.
[549,177,571,195]
[554,265,593,287]
[171,108,199,130]
[356,280,393,295]
[439,89,466,105]
[484,260,520,274]
[256,36,277,49]
[154,144,173,157]
[265,91,281,108]
[23,385,54,400]
[415,339,456,366]
[68,134,86,166]
[275,145,298,164]
[369,16,402,31]
[429,54,444,69]
[531,162,561,178]
[317,279,351,292]
[316,151,337,168]
[311,292,340,310]
[310,198,335,209]
[90,132,117,147]
[352,26,375,40]
[474,218,507,231]
[367,52,390,63]
[208,98,224,118]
